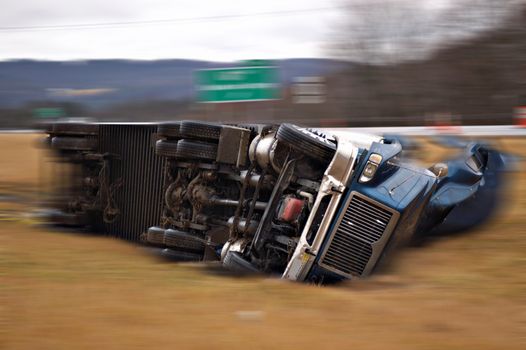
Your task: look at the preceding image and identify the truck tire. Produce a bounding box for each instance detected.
[52,123,99,136]
[277,124,336,162]
[222,251,259,274]
[180,121,221,141]
[146,226,165,246]
[161,248,202,262]
[155,139,178,158]
[175,139,217,161]
[51,136,98,151]
[164,229,205,253]
[157,122,181,139]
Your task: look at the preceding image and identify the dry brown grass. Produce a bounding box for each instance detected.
[1,134,525,350]
[0,134,42,185]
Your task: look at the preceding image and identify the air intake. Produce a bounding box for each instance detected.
[319,192,399,278]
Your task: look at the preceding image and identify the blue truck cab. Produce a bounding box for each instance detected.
[282,133,505,283]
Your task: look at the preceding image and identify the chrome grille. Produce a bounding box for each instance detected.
[320,192,397,277]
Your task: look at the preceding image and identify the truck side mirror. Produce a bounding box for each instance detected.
[429,163,449,178]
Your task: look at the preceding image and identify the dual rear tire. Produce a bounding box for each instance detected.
[51,136,98,151]
[155,139,217,160]
[146,226,205,256]
[49,123,99,152]
[156,121,220,161]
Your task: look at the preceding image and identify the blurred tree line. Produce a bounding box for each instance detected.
[308,0,526,126]
[1,1,525,129]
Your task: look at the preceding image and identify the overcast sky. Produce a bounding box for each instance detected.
[0,0,521,62]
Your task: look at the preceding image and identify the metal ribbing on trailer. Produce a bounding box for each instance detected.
[97,124,165,241]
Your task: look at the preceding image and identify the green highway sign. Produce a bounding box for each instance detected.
[33,107,65,119]
[195,65,280,103]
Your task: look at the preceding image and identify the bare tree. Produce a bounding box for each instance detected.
[322,0,526,124]
[330,0,525,65]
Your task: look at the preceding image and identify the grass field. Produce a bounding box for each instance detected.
[1,134,525,349]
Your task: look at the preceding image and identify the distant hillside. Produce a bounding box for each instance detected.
[0,58,348,109]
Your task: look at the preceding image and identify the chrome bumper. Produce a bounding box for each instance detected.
[282,138,358,281]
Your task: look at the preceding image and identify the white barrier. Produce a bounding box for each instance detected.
[324,125,526,137]
[2,124,526,136]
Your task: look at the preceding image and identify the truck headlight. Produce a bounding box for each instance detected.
[359,153,382,183]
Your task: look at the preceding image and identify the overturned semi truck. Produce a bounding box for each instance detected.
[44,121,507,283]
